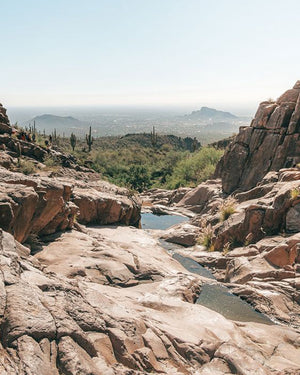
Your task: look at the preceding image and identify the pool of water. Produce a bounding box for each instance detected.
[141,213,273,325]
[172,252,215,280]
[141,212,189,230]
[196,284,272,324]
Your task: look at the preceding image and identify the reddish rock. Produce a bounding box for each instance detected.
[73,187,140,227]
[264,243,298,268]
[215,82,300,194]
[286,203,300,233]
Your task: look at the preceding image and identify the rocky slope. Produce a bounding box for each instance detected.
[215,81,300,194]
[0,87,300,375]
[1,227,300,375]
[142,84,300,332]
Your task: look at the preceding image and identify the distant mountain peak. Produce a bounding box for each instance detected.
[33,114,80,122]
[188,107,237,119]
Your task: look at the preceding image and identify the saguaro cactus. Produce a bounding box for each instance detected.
[86,126,93,152]
[150,126,158,148]
[192,137,198,152]
[70,132,77,151]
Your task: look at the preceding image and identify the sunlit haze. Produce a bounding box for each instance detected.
[2,0,300,115]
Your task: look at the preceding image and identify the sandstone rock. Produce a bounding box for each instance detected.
[201,179,300,251]
[73,187,140,227]
[142,328,169,360]
[264,243,298,267]
[87,332,117,365]
[286,204,300,232]
[176,179,222,214]
[161,222,200,246]
[140,187,192,207]
[58,336,101,375]
[216,82,300,194]
[0,151,13,169]
[2,282,56,345]
[15,335,58,375]
[0,104,12,135]
[0,225,299,374]
[0,168,141,242]
[215,342,269,375]
[0,175,76,243]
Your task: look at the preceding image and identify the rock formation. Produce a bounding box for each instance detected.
[1,226,300,374]
[0,167,140,243]
[140,83,300,336]
[0,88,299,375]
[0,103,12,135]
[215,81,300,194]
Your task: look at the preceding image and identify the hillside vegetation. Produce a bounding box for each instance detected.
[56,133,223,191]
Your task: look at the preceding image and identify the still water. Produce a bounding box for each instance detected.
[141,213,273,325]
[141,212,189,230]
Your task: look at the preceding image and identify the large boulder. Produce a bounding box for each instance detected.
[212,175,300,250]
[73,187,140,227]
[0,175,77,243]
[0,168,141,242]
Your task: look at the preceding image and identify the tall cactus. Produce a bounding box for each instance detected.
[70,132,77,151]
[16,141,22,157]
[192,137,198,152]
[150,126,158,148]
[86,126,93,152]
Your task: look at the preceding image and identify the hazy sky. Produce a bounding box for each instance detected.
[2,0,300,113]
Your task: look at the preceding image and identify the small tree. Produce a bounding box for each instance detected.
[70,132,77,151]
[86,126,93,152]
[126,165,151,192]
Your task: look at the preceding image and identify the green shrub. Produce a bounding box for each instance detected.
[17,159,37,175]
[126,165,151,192]
[165,147,223,189]
[43,154,61,168]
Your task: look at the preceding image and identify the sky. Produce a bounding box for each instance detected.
[2,0,300,114]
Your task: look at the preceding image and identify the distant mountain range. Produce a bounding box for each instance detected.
[21,108,251,142]
[25,114,87,134]
[186,107,237,121]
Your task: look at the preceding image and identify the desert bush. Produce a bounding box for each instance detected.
[222,242,231,255]
[43,154,61,169]
[17,159,37,175]
[290,187,300,200]
[219,198,236,221]
[198,224,214,251]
